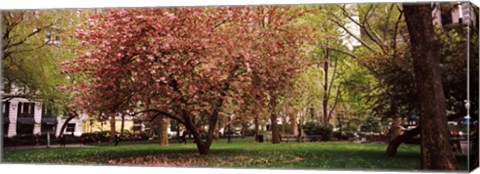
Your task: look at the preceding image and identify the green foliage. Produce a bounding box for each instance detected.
[2,10,86,112]
[302,121,333,140]
[360,116,380,132]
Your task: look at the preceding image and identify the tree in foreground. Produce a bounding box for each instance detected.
[403,3,457,170]
[64,7,307,154]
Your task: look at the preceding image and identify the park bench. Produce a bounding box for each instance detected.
[281,134,299,142]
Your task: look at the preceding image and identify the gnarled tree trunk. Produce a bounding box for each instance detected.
[403,4,458,170]
[384,126,420,157]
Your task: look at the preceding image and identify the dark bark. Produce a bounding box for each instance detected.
[241,122,247,139]
[270,111,281,144]
[254,116,259,141]
[322,59,329,124]
[403,4,458,170]
[176,122,180,139]
[120,115,125,137]
[384,126,420,157]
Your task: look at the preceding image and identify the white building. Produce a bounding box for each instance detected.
[2,96,87,137]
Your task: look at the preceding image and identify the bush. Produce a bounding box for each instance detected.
[243,129,256,136]
[302,122,333,141]
[332,131,355,141]
[360,116,380,132]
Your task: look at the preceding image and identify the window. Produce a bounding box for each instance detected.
[2,101,9,117]
[66,123,75,133]
[440,5,453,26]
[41,105,54,118]
[17,102,34,117]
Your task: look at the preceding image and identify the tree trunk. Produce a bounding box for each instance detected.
[384,126,420,157]
[241,122,248,139]
[403,4,458,170]
[270,111,281,144]
[387,117,403,142]
[281,114,286,136]
[156,115,169,146]
[214,121,220,141]
[254,116,259,141]
[322,54,330,124]
[120,115,125,137]
[176,122,180,140]
[109,115,116,142]
[290,110,298,136]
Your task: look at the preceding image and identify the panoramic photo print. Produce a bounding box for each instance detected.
[1,2,479,172]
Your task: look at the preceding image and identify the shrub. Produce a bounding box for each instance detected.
[302,121,333,141]
[360,116,380,132]
[332,131,354,141]
[243,129,256,136]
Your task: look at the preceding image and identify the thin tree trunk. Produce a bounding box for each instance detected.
[281,114,286,136]
[120,115,125,137]
[176,122,180,140]
[254,115,259,141]
[322,60,329,124]
[403,4,458,170]
[109,115,116,142]
[241,122,247,139]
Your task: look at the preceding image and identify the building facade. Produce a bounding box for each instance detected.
[2,97,86,137]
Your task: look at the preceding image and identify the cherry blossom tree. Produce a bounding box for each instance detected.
[64,6,308,154]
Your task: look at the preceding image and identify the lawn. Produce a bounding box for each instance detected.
[2,138,468,171]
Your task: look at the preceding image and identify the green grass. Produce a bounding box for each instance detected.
[2,138,468,171]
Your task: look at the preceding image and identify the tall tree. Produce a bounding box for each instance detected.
[403,3,457,170]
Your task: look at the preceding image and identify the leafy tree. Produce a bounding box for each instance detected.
[64,7,308,154]
[2,10,91,138]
